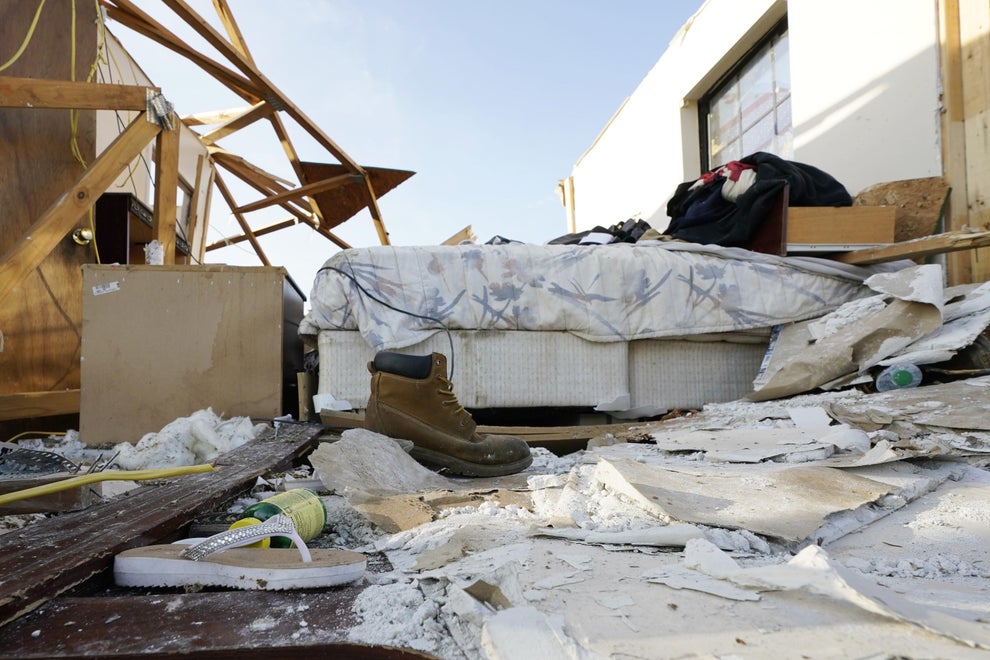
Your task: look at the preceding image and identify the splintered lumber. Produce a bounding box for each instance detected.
[834,229,990,265]
[0,423,324,627]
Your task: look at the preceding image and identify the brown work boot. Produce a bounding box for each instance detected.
[365,352,533,477]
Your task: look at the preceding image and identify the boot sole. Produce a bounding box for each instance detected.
[409,446,533,477]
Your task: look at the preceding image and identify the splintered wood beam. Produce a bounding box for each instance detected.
[0,76,156,110]
[199,101,273,146]
[161,0,365,174]
[233,174,361,215]
[0,112,160,305]
[153,114,181,264]
[212,171,270,265]
[103,1,261,102]
[834,229,990,265]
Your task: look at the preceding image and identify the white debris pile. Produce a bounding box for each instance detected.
[111,408,268,469]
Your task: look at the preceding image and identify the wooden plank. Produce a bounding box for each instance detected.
[833,229,990,265]
[0,473,101,515]
[204,217,303,251]
[786,206,897,247]
[0,112,160,306]
[959,0,990,283]
[0,76,155,110]
[181,105,257,126]
[212,0,257,64]
[212,153,321,227]
[102,1,261,101]
[0,390,80,422]
[199,100,273,146]
[940,0,974,285]
[0,591,435,658]
[212,171,271,265]
[185,153,207,260]
[234,174,361,215]
[442,225,477,245]
[0,423,325,627]
[269,112,326,224]
[153,115,181,264]
[160,0,364,173]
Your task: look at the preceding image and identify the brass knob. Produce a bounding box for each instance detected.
[72,228,94,246]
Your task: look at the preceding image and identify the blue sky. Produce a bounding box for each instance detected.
[111,1,700,294]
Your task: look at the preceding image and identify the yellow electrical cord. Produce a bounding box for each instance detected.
[0,0,47,73]
[5,431,67,443]
[0,464,215,506]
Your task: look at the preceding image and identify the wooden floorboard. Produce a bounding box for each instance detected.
[0,423,325,628]
[0,556,432,659]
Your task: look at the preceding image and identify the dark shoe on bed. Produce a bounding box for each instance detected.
[365,352,533,477]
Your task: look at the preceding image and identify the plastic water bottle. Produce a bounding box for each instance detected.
[875,364,922,392]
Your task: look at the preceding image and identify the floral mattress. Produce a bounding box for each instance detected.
[300,241,899,352]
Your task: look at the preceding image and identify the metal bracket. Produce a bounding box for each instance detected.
[146,90,175,130]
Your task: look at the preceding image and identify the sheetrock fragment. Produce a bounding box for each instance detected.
[311,429,454,496]
[684,539,990,650]
[481,606,578,660]
[595,457,895,543]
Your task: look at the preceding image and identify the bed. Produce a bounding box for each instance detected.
[300,241,896,417]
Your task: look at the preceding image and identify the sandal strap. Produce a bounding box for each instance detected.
[180,514,312,563]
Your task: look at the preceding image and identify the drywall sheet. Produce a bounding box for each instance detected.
[80,265,285,446]
[595,457,896,543]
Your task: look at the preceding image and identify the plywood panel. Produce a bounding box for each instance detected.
[0,1,98,407]
[80,265,286,446]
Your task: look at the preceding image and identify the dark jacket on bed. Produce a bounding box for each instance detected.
[664,152,853,248]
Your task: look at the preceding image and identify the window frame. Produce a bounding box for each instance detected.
[698,17,790,171]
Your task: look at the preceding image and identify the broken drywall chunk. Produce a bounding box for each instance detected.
[685,538,990,650]
[643,565,760,601]
[648,428,841,463]
[750,265,944,401]
[481,606,580,660]
[594,457,896,544]
[310,429,454,496]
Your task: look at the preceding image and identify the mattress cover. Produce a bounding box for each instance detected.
[300,241,899,351]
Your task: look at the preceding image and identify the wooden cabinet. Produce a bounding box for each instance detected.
[80,265,296,447]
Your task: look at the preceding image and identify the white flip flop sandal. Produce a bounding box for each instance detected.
[114,514,366,590]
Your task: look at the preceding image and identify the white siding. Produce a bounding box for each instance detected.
[567,0,942,234]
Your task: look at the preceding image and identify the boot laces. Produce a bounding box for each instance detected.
[437,376,466,418]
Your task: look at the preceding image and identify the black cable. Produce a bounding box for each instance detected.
[317,263,456,379]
